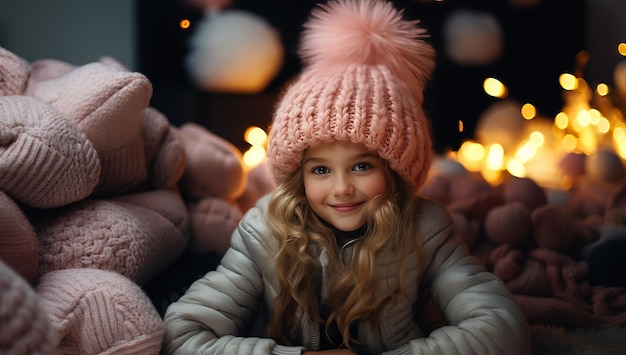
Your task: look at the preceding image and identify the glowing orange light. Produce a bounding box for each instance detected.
[244,126,268,146]
[457,141,485,172]
[242,126,268,169]
[483,77,508,98]
[521,103,536,120]
[554,112,569,130]
[243,146,266,168]
[559,73,577,90]
[486,144,504,170]
[596,83,609,96]
[180,19,191,29]
[618,42,626,56]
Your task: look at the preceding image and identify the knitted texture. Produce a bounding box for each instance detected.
[140,106,187,190]
[0,95,101,208]
[35,189,190,286]
[26,61,153,196]
[177,122,247,200]
[0,46,29,95]
[28,58,75,85]
[0,191,39,285]
[0,260,57,355]
[36,268,165,355]
[267,0,436,192]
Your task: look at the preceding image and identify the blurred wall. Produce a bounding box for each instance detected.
[0,0,136,69]
[0,1,623,84]
[0,0,624,152]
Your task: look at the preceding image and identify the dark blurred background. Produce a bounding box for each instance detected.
[3,0,621,153]
[136,0,586,152]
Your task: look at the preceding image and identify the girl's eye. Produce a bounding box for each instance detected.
[354,162,372,171]
[311,166,330,175]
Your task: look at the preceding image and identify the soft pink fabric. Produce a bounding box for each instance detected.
[484,202,532,247]
[0,95,101,208]
[187,197,242,255]
[35,190,189,285]
[0,45,213,354]
[448,174,495,202]
[177,122,247,200]
[447,190,505,223]
[237,158,276,213]
[531,204,575,251]
[0,46,29,95]
[37,268,164,355]
[140,107,186,190]
[0,191,39,285]
[420,151,626,329]
[267,0,435,192]
[27,58,75,85]
[0,259,57,355]
[500,176,548,211]
[515,294,626,328]
[26,61,152,196]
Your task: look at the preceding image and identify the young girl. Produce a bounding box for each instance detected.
[162,1,531,354]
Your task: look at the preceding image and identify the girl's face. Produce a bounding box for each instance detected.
[302,140,387,232]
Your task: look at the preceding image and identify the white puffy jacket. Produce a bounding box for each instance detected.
[162,194,531,354]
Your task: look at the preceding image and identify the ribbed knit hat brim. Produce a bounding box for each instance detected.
[269,64,433,191]
[0,96,101,208]
[36,268,164,355]
[0,259,57,355]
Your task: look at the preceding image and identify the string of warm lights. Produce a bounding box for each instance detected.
[450,44,626,189]
[241,44,626,187]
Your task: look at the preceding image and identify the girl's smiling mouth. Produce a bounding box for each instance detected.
[330,202,363,213]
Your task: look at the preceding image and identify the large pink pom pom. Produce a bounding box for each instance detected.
[299,0,435,89]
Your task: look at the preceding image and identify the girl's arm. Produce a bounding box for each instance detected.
[161,207,305,355]
[389,199,531,355]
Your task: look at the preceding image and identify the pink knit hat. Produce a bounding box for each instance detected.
[268,0,436,192]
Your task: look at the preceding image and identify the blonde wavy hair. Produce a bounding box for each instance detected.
[266,159,425,349]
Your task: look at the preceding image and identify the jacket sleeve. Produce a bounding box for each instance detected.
[387,199,531,355]
[161,206,305,355]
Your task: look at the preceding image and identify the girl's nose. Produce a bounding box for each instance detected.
[333,175,354,195]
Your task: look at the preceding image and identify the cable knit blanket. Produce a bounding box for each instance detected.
[420,158,626,331]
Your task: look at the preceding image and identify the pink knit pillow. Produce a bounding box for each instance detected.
[0,191,39,285]
[0,259,57,354]
[26,61,153,196]
[36,268,164,354]
[140,107,186,190]
[35,189,189,285]
[0,96,101,208]
[177,122,247,200]
[0,46,29,95]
